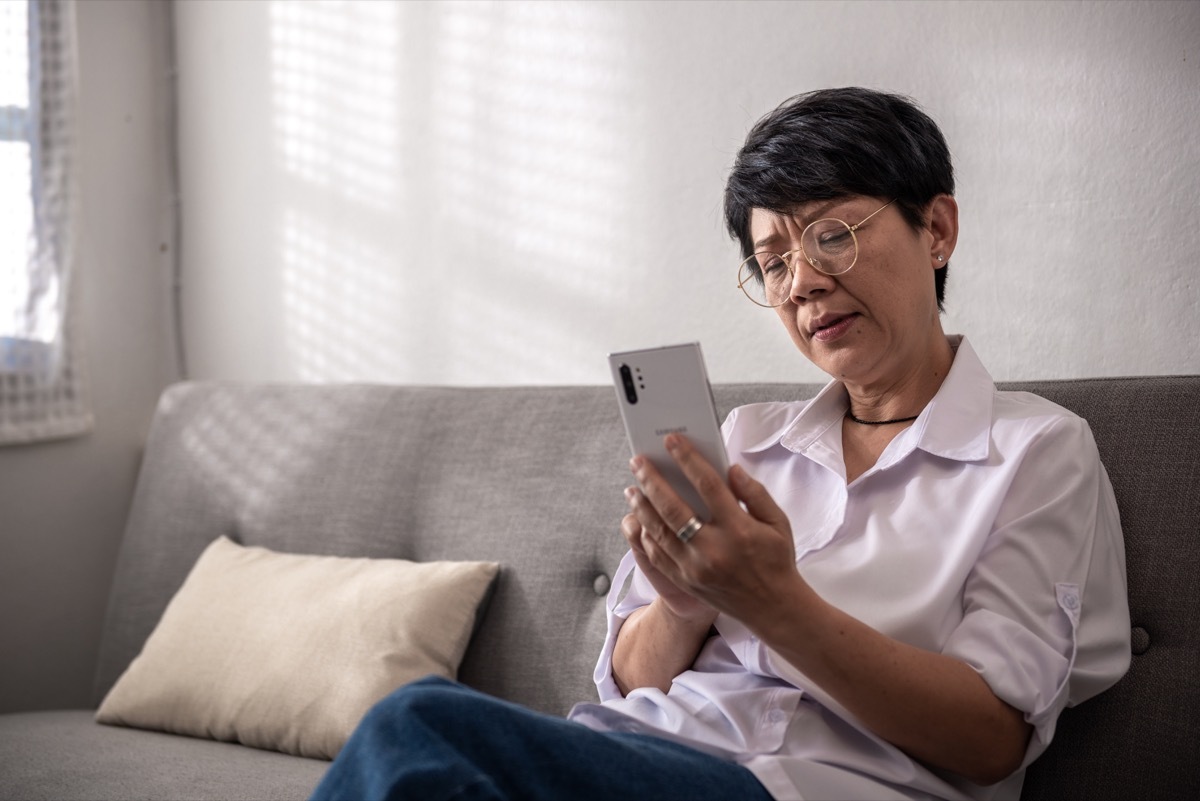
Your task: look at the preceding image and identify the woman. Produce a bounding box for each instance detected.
[312,88,1130,801]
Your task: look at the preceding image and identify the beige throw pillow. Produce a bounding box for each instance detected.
[96,536,499,760]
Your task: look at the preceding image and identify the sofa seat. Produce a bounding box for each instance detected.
[0,710,328,800]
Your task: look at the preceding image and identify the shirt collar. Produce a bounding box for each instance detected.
[737,335,994,463]
[908,335,994,462]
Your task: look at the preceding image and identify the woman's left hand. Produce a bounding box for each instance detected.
[625,433,807,624]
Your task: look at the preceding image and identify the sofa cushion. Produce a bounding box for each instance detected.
[96,536,498,759]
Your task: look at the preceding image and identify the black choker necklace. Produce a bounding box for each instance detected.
[845,409,920,426]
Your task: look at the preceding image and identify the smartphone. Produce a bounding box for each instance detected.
[608,342,730,521]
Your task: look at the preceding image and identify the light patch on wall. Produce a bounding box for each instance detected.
[269,0,413,381]
[280,207,408,382]
[267,0,636,383]
[270,0,399,209]
[428,1,637,382]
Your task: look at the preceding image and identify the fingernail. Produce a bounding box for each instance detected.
[624,486,636,502]
[664,434,681,453]
[629,456,643,472]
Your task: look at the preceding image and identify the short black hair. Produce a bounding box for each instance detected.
[724,87,955,309]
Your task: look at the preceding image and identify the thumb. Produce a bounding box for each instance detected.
[729,464,790,532]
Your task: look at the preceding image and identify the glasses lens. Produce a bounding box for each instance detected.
[738,252,789,307]
[801,219,857,275]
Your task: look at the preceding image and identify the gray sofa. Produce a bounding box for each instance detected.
[1,377,1197,800]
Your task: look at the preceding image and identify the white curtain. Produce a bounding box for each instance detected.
[0,0,90,445]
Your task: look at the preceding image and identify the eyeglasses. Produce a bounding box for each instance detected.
[736,199,894,308]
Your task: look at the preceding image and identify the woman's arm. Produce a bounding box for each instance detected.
[756,577,1031,785]
[628,434,1031,786]
[610,505,718,696]
[611,599,712,696]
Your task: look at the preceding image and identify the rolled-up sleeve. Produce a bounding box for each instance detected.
[592,550,661,701]
[941,415,1131,764]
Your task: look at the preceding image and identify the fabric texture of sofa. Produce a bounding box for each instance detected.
[0,377,1197,800]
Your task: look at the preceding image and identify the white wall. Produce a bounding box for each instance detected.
[176,0,1199,387]
[0,0,178,712]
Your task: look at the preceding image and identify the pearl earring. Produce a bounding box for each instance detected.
[936,254,944,262]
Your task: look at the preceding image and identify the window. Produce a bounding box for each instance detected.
[1,0,36,342]
[0,0,90,444]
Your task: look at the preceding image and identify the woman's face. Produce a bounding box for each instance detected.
[747,195,956,389]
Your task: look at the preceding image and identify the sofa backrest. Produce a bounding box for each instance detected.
[94,377,1199,798]
[999,377,1199,800]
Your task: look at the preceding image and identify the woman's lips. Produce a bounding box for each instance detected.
[811,313,858,342]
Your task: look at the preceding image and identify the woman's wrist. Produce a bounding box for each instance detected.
[653,593,718,631]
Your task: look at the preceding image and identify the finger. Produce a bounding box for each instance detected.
[629,456,696,546]
[622,512,659,574]
[661,434,742,521]
[730,464,791,533]
[620,509,646,553]
[623,525,659,578]
[625,480,686,560]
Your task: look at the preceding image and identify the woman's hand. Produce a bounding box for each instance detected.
[624,433,806,626]
[611,433,809,696]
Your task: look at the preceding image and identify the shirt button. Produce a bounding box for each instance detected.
[1063,594,1079,610]
[593,574,611,596]
[767,709,787,725]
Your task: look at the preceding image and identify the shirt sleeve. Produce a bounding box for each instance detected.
[591,549,661,702]
[940,413,1131,765]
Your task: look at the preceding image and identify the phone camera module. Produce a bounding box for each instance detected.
[619,364,638,404]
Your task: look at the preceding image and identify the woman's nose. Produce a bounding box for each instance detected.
[788,253,837,303]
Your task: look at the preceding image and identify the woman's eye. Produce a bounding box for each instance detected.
[817,230,851,247]
[759,255,788,276]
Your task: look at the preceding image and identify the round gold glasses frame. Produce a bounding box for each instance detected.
[736,199,895,308]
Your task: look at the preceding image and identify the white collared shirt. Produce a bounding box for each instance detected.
[569,336,1130,801]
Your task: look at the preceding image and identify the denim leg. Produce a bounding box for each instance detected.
[310,676,774,801]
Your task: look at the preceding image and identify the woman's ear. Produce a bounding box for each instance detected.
[926,194,959,269]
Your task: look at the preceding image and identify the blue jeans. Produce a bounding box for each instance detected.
[311,676,774,801]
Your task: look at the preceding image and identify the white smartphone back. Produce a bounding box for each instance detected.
[608,342,730,521]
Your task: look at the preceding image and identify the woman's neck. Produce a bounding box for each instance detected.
[842,333,955,424]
